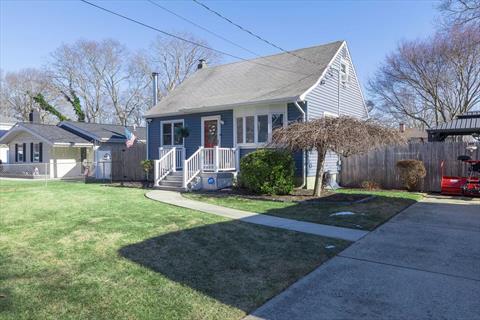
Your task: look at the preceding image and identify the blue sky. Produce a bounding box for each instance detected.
[1,0,439,88]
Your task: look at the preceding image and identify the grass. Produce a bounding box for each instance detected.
[0,180,349,320]
[183,189,423,231]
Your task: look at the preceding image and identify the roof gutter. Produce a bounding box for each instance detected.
[294,100,307,189]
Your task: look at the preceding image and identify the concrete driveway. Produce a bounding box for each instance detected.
[246,196,480,320]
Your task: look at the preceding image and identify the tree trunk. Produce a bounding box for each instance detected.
[313,147,327,197]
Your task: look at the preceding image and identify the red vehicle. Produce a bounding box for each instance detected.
[441,155,480,197]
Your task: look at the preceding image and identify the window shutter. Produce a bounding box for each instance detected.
[23,143,26,162]
[39,143,43,162]
[30,143,34,162]
[15,144,18,162]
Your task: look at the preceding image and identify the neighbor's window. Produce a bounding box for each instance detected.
[257,115,268,143]
[33,143,40,162]
[236,117,244,144]
[162,120,184,146]
[17,144,24,162]
[245,116,255,143]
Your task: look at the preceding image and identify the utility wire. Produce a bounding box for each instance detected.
[79,0,313,76]
[192,0,324,68]
[147,0,262,58]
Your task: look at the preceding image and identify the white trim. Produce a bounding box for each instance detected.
[160,119,185,147]
[233,104,287,148]
[201,115,221,147]
[144,96,298,118]
[299,41,346,101]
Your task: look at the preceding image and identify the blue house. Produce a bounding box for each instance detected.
[145,40,368,190]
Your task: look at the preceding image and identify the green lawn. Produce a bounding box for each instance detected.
[0,180,349,320]
[183,189,423,231]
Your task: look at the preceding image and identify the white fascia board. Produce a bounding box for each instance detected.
[299,41,346,101]
[53,142,93,147]
[144,96,299,118]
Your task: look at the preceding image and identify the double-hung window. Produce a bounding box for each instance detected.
[162,120,184,146]
[16,144,24,162]
[32,143,40,162]
[236,112,285,145]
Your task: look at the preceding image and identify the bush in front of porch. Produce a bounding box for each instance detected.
[238,149,295,195]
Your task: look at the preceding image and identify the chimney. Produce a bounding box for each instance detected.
[29,110,40,123]
[197,59,207,70]
[152,72,159,107]
[399,122,405,133]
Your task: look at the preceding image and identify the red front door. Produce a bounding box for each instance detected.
[203,119,219,148]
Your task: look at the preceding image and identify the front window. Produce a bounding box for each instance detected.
[33,143,40,162]
[245,116,255,143]
[236,112,286,145]
[257,115,268,143]
[162,120,184,146]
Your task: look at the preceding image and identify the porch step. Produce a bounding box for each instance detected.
[158,180,183,188]
[154,185,185,192]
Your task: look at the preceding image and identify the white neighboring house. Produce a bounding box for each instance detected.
[0,118,16,164]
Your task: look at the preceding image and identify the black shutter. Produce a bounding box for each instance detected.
[23,143,26,162]
[39,143,43,162]
[15,144,18,162]
[30,143,34,162]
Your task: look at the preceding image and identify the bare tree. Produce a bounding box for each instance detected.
[0,68,55,122]
[440,0,480,27]
[149,34,221,100]
[271,116,404,196]
[369,25,480,128]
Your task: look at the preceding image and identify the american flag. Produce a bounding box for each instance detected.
[125,127,136,148]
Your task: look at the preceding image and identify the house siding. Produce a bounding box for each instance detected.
[305,44,367,178]
[147,110,234,160]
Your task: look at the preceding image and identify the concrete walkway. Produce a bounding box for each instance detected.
[145,190,368,242]
[245,195,480,320]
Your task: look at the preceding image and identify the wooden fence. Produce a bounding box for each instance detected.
[110,142,147,181]
[339,142,480,192]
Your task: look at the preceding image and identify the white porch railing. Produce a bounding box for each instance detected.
[154,147,176,186]
[159,147,185,170]
[183,147,203,188]
[182,146,238,188]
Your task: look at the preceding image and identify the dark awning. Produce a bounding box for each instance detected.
[427,111,480,141]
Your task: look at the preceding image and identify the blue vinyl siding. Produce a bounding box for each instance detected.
[147,110,233,160]
[304,44,367,177]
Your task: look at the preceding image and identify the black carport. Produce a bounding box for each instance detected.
[427,111,480,142]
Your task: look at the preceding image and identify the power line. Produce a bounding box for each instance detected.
[79,0,313,76]
[192,0,324,68]
[146,0,262,58]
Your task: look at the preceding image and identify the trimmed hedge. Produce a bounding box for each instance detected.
[239,149,295,195]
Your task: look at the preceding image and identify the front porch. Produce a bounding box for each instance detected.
[154,146,238,191]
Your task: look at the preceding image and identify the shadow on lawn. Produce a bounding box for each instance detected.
[260,194,419,231]
[118,220,348,312]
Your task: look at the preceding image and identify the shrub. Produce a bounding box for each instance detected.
[361,180,380,190]
[239,149,295,195]
[396,159,426,191]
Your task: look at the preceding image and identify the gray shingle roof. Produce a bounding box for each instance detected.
[427,111,480,133]
[145,41,344,117]
[60,121,146,142]
[18,123,92,144]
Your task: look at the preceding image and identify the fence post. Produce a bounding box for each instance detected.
[45,162,48,187]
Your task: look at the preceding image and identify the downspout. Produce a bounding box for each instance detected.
[294,101,307,189]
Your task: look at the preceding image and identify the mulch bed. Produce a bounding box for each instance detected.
[191,188,373,204]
